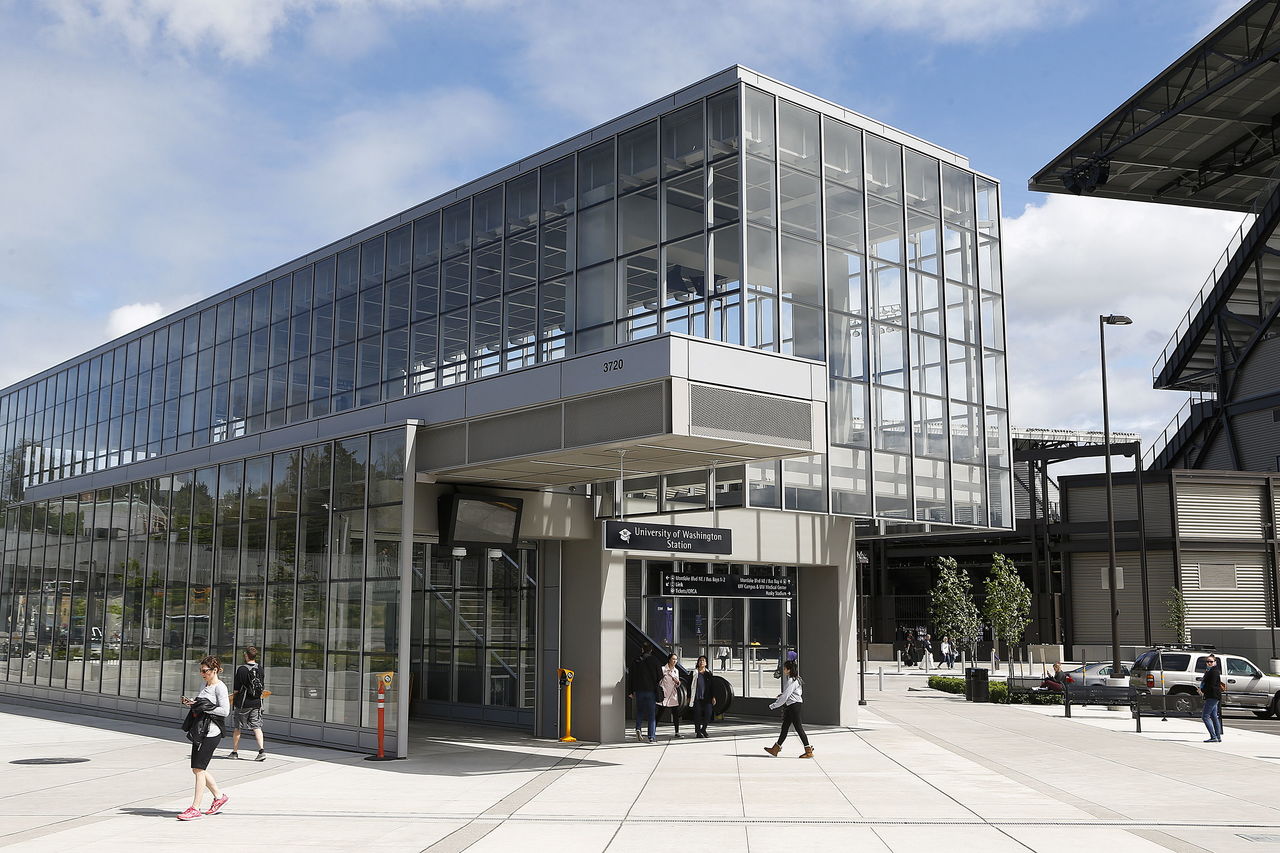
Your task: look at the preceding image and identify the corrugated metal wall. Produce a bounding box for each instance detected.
[1057,481,1172,537]
[1069,551,1178,645]
[1176,481,1266,539]
[1182,550,1271,630]
[1233,335,1280,398]
[1199,433,1234,469]
[1235,408,1280,471]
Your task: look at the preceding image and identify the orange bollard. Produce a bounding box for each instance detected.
[365,672,401,761]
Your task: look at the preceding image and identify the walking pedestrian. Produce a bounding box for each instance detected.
[658,652,684,738]
[763,659,812,759]
[689,655,716,738]
[1200,653,1224,743]
[177,656,230,820]
[627,642,661,743]
[228,646,267,761]
[940,636,954,668]
[716,645,730,671]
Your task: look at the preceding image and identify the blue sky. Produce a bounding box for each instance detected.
[0,0,1250,461]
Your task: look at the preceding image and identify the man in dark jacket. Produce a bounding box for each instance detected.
[627,643,662,744]
[1200,654,1224,743]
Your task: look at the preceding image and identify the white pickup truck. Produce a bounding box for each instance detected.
[1129,648,1280,717]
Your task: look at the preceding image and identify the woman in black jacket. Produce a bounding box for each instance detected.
[688,655,716,738]
[177,656,231,820]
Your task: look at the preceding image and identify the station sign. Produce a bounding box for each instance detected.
[660,572,794,598]
[603,520,732,555]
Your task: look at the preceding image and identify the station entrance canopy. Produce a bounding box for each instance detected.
[413,335,827,488]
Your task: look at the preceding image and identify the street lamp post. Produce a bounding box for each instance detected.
[1100,314,1132,675]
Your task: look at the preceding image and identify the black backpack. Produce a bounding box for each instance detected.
[241,664,264,703]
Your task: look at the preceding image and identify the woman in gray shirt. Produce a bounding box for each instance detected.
[178,656,231,820]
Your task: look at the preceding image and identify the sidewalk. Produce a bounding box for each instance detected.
[3,680,1280,852]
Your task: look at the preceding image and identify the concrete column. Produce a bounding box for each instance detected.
[560,525,627,743]
[797,517,859,726]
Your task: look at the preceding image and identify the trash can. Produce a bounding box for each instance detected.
[964,667,989,702]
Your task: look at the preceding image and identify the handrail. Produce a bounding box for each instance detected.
[1151,160,1280,386]
[1142,392,1215,468]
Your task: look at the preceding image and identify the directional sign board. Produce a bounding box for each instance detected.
[660,572,794,598]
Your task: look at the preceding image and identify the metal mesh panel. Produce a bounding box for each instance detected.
[467,403,563,463]
[563,383,667,446]
[418,423,467,470]
[688,384,812,448]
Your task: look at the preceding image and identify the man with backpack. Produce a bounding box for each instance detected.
[228,646,267,761]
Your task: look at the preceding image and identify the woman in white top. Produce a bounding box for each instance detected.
[657,653,684,739]
[178,656,231,820]
[764,659,812,758]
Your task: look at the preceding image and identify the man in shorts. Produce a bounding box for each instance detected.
[228,646,267,761]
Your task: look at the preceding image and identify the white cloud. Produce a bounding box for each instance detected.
[506,0,1093,123]
[0,18,511,390]
[1002,194,1243,456]
[106,302,167,338]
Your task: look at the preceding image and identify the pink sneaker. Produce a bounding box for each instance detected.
[176,807,203,821]
[203,795,229,816]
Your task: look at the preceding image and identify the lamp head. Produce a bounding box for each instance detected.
[1102,314,1133,326]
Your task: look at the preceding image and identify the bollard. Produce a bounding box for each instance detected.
[557,668,577,743]
[896,650,902,674]
[878,667,883,692]
[364,672,400,761]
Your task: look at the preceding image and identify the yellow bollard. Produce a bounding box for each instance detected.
[557,668,576,742]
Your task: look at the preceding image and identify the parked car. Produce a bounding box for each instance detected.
[1130,648,1280,718]
[1063,662,1132,688]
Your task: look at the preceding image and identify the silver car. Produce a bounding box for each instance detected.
[1063,662,1131,689]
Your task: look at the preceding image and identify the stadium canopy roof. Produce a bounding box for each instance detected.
[1029,0,1280,213]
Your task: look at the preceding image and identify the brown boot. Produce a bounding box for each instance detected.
[799,746,814,759]
[764,743,782,757]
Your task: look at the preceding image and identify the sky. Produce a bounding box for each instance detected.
[0,0,1253,472]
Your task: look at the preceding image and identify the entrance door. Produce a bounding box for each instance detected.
[408,543,537,727]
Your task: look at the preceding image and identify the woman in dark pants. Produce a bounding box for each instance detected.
[764,659,812,758]
[178,656,231,820]
[688,655,716,737]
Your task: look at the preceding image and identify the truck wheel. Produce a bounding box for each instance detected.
[1170,691,1196,714]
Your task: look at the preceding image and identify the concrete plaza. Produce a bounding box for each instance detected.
[3,675,1280,852]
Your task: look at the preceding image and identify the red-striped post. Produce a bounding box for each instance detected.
[375,678,386,758]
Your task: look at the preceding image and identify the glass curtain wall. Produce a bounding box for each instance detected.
[0,81,1007,532]
[0,426,407,734]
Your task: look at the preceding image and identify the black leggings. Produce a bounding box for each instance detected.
[777,703,808,747]
[658,705,681,733]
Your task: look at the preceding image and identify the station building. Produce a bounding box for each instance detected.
[0,67,1010,752]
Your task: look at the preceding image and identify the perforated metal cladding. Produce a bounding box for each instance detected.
[468,403,563,462]
[688,384,812,448]
[418,423,467,470]
[564,383,667,446]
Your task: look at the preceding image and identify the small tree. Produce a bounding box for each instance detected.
[1164,587,1189,643]
[929,557,982,662]
[983,553,1032,671]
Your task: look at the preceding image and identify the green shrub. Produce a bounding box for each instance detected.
[928,676,966,694]
[928,675,1061,705]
